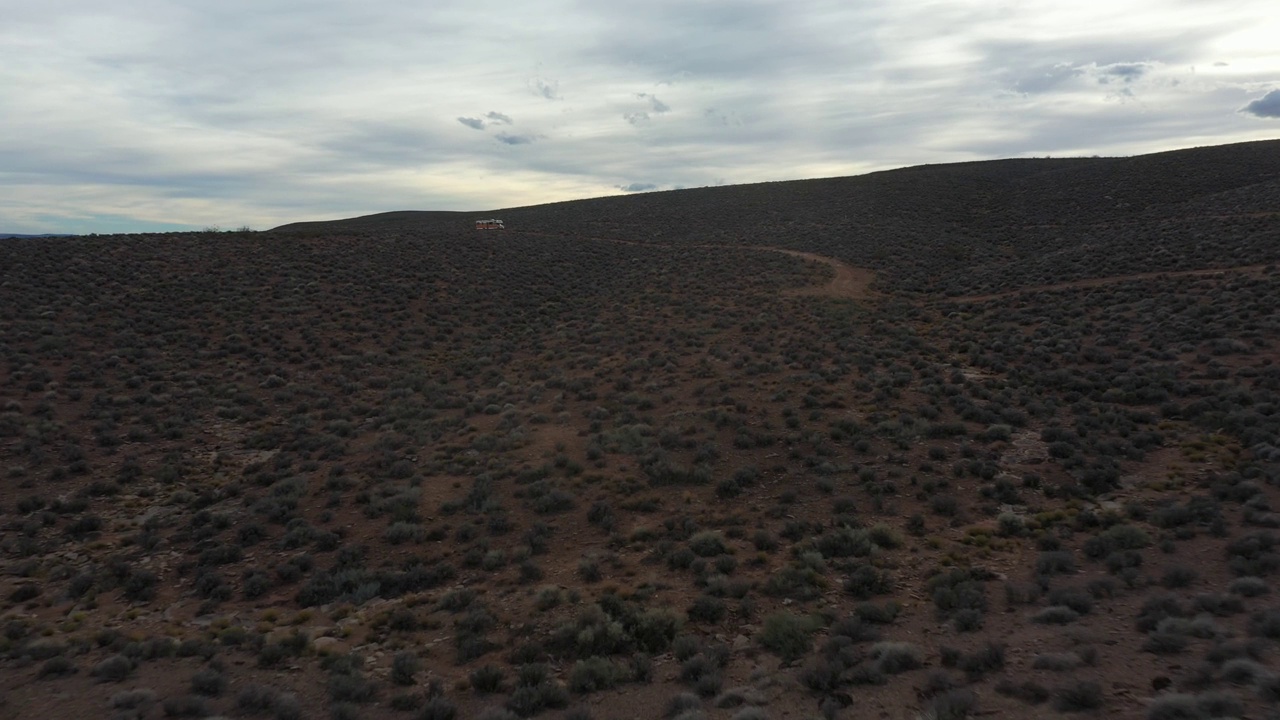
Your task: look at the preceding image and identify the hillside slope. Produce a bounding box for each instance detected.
[273,139,1280,297]
[2,139,1278,720]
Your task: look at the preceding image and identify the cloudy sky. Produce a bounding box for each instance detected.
[2,0,1278,234]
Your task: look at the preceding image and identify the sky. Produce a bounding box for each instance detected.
[2,0,1279,234]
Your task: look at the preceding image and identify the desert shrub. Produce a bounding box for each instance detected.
[1004,581,1042,607]
[923,688,978,720]
[952,609,983,632]
[389,694,421,712]
[628,607,681,654]
[1143,627,1190,655]
[800,656,842,693]
[328,671,376,704]
[843,564,893,599]
[624,652,654,684]
[930,495,959,516]
[66,572,95,598]
[37,656,76,678]
[1192,690,1242,718]
[1084,524,1151,559]
[1226,532,1280,576]
[666,692,702,718]
[1048,587,1094,615]
[390,651,420,686]
[419,696,458,720]
[587,500,614,527]
[1035,550,1075,576]
[112,689,157,709]
[855,601,900,624]
[1087,577,1120,599]
[505,679,568,717]
[123,569,158,602]
[91,654,134,682]
[470,664,505,694]
[958,642,1004,680]
[758,612,816,663]
[1162,565,1199,589]
[1194,592,1243,617]
[829,615,880,643]
[194,570,231,601]
[1218,657,1271,685]
[762,564,826,601]
[384,521,426,544]
[274,693,302,720]
[438,588,477,613]
[190,667,226,696]
[918,669,959,699]
[1228,576,1269,597]
[751,530,778,551]
[1248,608,1280,638]
[688,595,727,624]
[568,657,622,693]
[846,663,886,686]
[242,569,272,600]
[995,678,1049,705]
[870,641,923,674]
[1032,652,1083,671]
[928,568,987,619]
[1142,592,1189,630]
[679,647,727,687]
[815,527,872,558]
[1106,550,1144,574]
[688,532,727,557]
[577,556,602,582]
[1144,694,1203,720]
[1053,680,1103,712]
[1031,606,1080,625]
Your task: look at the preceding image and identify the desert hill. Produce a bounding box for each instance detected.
[276,139,1280,297]
[1,139,1279,720]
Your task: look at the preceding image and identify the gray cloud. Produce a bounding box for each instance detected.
[495,132,538,145]
[638,93,670,113]
[624,94,671,125]
[1010,64,1085,94]
[485,111,512,124]
[531,78,560,100]
[1241,90,1280,118]
[1100,62,1148,82]
[584,1,879,81]
[618,182,657,192]
[458,117,485,130]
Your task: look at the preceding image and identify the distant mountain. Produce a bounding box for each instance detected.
[0,233,77,239]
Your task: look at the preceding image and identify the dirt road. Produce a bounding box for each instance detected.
[766,248,877,301]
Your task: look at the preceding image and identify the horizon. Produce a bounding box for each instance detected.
[4,0,1279,235]
[2,139,1277,236]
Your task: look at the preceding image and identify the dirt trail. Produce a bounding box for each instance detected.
[768,248,877,301]
[513,230,878,301]
[946,263,1273,304]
